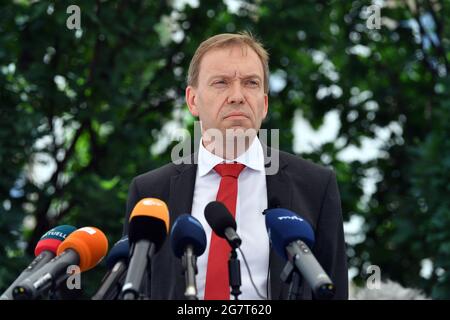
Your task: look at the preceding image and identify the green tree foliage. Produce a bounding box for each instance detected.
[0,0,449,298]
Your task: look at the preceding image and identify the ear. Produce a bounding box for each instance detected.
[262,93,269,120]
[186,86,199,117]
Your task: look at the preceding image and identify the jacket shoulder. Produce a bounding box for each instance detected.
[279,150,333,177]
[134,162,179,183]
[131,162,193,197]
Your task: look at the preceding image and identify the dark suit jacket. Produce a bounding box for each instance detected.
[122,147,348,300]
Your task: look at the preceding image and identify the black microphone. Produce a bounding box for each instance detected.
[0,225,76,300]
[121,198,169,300]
[204,201,241,249]
[92,237,129,300]
[204,201,243,299]
[12,227,108,300]
[265,208,335,300]
[170,214,207,300]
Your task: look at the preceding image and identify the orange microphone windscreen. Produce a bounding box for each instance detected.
[128,198,170,251]
[130,198,170,233]
[57,227,109,272]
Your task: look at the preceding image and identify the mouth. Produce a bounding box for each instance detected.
[223,112,249,120]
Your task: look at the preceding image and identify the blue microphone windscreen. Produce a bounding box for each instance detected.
[40,225,77,241]
[106,236,129,269]
[265,208,315,260]
[170,214,207,258]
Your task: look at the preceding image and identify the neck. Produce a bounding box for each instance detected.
[202,132,257,160]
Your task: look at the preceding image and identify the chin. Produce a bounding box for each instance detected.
[224,125,248,132]
[223,126,258,140]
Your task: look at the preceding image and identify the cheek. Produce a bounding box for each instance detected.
[250,95,266,117]
[199,94,223,120]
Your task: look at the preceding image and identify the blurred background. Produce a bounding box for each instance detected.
[1,0,449,299]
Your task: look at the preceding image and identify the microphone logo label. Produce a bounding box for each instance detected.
[43,231,68,239]
[79,227,96,235]
[143,199,163,207]
[277,216,304,222]
[33,273,52,290]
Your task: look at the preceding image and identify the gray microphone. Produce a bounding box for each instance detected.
[265,208,335,299]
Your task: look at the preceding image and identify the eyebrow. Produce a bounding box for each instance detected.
[207,74,262,83]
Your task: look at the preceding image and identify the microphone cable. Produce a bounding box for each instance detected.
[237,247,268,300]
[266,251,271,300]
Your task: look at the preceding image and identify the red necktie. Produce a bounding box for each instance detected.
[204,163,246,300]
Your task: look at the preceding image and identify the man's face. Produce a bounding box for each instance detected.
[186,45,268,137]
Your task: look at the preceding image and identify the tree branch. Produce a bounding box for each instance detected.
[425,0,449,72]
[410,0,440,81]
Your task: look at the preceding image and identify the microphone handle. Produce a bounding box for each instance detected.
[228,248,242,300]
[182,245,198,300]
[92,261,127,300]
[224,227,242,249]
[121,240,155,300]
[0,250,55,300]
[12,249,80,300]
[286,240,335,300]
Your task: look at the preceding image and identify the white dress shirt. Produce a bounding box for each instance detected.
[191,137,269,300]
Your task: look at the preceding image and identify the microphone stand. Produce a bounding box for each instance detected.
[92,263,128,300]
[228,248,242,300]
[121,241,154,300]
[182,245,198,300]
[280,261,302,300]
[47,276,61,300]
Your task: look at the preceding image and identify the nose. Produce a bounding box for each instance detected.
[227,81,245,105]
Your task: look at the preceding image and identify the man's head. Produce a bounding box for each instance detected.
[185,32,269,143]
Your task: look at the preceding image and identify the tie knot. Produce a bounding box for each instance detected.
[214,163,246,178]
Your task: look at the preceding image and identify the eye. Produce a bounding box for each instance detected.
[212,79,227,87]
[245,79,260,87]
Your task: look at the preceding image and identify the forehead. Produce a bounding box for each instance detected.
[198,45,264,79]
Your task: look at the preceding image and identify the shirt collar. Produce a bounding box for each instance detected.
[198,136,265,177]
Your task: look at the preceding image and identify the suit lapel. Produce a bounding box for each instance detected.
[168,154,198,219]
[264,147,292,300]
[168,156,198,299]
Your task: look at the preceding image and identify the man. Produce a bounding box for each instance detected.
[122,32,348,300]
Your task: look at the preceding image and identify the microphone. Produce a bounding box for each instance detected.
[204,201,243,299]
[0,225,76,300]
[12,227,108,300]
[121,198,169,300]
[265,208,335,299]
[170,214,207,300]
[204,201,241,249]
[92,237,129,300]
